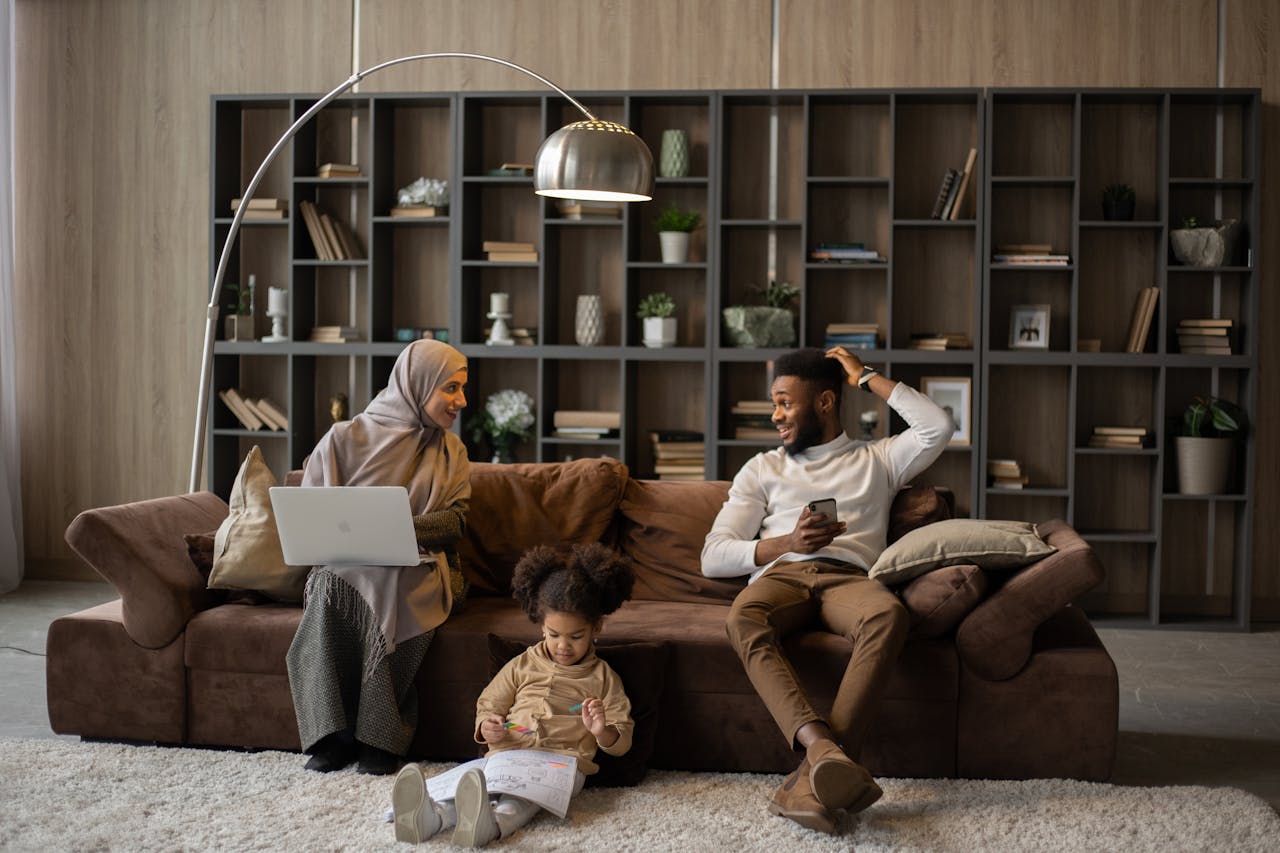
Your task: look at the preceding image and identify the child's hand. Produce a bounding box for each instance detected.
[479,714,509,744]
[580,698,615,745]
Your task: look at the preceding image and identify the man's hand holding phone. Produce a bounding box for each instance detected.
[790,498,845,552]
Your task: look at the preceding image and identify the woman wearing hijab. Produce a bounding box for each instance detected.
[286,339,470,775]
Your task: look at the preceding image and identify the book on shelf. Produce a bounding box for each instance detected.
[551,428,618,440]
[394,327,451,343]
[1177,334,1232,347]
[731,400,774,415]
[649,429,704,444]
[1123,287,1159,353]
[986,458,1024,486]
[487,251,539,263]
[810,244,884,263]
[557,200,621,220]
[238,208,287,220]
[735,426,780,441]
[309,325,362,343]
[482,326,535,345]
[823,334,880,350]
[298,200,331,260]
[995,243,1052,254]
[1177,318,1233,354]
[1092,426,1149,437]
[389,205,444,218]
[947,148,979,221]
[483,240,535,252]
[929,169,959,219]
[552,410,621,430]
[825,322,880,334]
[990,476,1029,489]
[1179,345,1233,355]
[231,197,288,211]
[1177,318,1233,329]
[908,332,972,350]
[255,398,290,431]
[1088,425,1148,448]
[218,388,263,431]
[317,162,361,178]
[991,253,1070,265]
[488,163,533,176]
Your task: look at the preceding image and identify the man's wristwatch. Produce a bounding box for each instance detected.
[857,365,878,391]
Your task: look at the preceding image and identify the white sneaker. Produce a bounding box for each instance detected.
[392,763,441,843]
[452,767,499,848]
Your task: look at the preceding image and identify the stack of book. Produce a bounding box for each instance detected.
[551,410,620,440]
[731,400,776,441]
[929,147,978,220]
[394,327,450,343]
[988,458,1028,490]
[482,325,537,345]
[218,388,289,431]
[809,243,884,264]
[1123,287,1160,353]
[909,332,972,351]
[556,199,621,220]
[1177,318,1233,355]
[484,240,538,263]
[389,205,444,218]
[992,244,1070,266]
[824,323,882,350]
[317,162,361,178]
[650,430,705,481]
[309,325,361,343]
[488,162,533,176]
[298,200,364,260]
[1088,426,1149,449]
[230,198,287,220]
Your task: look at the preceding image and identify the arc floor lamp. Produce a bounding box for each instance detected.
[189,52,655,493]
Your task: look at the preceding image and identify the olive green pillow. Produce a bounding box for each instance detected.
[869,519,1055,587]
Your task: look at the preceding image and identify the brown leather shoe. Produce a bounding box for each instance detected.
[806,738,883,813]
[767,759,836,835]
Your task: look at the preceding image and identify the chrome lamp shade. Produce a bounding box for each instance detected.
[535,119,654,202]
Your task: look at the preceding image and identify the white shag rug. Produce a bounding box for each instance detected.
[1,738,1276,852]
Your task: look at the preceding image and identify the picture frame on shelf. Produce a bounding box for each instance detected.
[1009,304,1051,350]
[921,376,971,447]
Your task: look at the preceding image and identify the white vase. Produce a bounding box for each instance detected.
[659,129,690,178]
[574,294,604,346]
[658,231,690,264]
[643,316,677,348]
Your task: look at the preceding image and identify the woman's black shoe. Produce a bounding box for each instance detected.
[357,742,403,775]
[303,731,358,772]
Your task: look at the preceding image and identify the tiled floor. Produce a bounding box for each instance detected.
[3,580,1278,812]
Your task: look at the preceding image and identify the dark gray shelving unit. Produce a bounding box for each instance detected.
[207,85,1258,627]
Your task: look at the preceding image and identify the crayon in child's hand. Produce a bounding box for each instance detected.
[503,721,534,735]
[568,702,584,713]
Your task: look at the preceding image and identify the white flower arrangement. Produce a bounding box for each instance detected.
[470,389,535,461]
[396,177,449,208]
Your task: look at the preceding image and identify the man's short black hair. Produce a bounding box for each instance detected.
[773,348,844,407]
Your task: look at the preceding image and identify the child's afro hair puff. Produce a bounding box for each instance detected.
[511,542,634,625]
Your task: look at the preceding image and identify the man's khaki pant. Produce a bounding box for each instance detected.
[725,559,908,757]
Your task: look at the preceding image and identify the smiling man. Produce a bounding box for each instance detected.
[701,346,953,834]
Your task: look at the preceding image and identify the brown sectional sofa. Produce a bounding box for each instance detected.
[49,457,1118,781]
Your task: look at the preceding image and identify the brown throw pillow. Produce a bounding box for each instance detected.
[208,446,308,602]
[487,634,671,788]
[888,485,954,545]
[898,564,988,638]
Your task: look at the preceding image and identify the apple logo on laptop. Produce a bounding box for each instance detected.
[338,520,352,534]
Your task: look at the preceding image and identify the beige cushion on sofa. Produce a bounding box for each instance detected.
[870,519,1055,587]
[209,446,307,602]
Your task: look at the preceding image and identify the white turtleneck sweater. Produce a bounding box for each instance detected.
[701,382,954,583]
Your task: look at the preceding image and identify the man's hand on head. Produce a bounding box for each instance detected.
[825,345,865,385]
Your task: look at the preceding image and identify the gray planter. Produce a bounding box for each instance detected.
[722,306,796,348]
[1170,220,1240,267]
[1175,436,1234,495]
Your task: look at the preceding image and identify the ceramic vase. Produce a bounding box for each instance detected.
[643,316,677,348]
[1175,436,1234,495]
[575,294,604,346]
[659,129,690,178]
[658,231,690,264]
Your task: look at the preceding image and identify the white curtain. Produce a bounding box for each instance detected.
[0,0,23,593]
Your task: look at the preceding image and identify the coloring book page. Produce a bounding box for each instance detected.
[425,750,579,818]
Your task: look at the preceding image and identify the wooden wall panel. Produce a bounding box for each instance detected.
[356,0,773,92]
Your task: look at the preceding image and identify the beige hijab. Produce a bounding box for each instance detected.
[302,339,470,675]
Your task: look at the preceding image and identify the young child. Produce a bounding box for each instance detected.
[391,542,635,847]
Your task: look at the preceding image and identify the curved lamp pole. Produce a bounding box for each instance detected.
[190,53,654,493]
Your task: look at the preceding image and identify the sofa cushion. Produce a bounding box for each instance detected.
[64,492,229,648]
[888,485,955,544]
[487,635,672,788]
[899,564,988,638]
[185,602,302,675]
[869,519,1055,586]
[617,479,746,603]
[459,458,628,596]
[208,446,306,603]
[185,531,272,607]
[956,520,1105,681]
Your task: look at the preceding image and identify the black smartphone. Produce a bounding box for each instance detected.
[807,498,838,522]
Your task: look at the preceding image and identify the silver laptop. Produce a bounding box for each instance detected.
[269,486,420,567]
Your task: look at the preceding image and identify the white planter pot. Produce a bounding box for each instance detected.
[1175,436,1234,495]
[643,316,677,348]
[658,231,690,264]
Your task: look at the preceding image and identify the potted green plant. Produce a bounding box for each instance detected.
[636,291,677,348]
[722,280,799,348]
[1175,395,1246,495]
[1101,183,1135,221]
[1170,215,1241,267]
[654,203,700,264]
[223,277,254,341]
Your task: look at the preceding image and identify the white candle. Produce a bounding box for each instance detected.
[268,286,287,315]
[490,292,509,314]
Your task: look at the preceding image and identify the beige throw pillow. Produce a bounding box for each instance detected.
[209,445,308,602]
[869,518,1055,587]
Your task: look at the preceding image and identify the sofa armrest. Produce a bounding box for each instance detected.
[64,492,229,649]
[955,520,1104,681]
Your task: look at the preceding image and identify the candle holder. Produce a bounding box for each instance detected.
[262,286,289,342]
[486,291,514,346]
